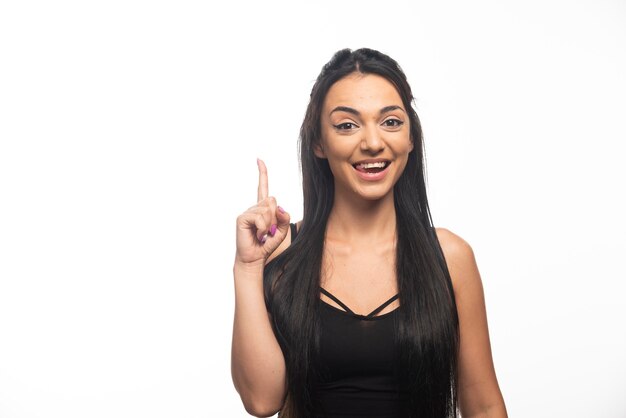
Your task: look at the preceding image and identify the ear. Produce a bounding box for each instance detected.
[314,142,327,158]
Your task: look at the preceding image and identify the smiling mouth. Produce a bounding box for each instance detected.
[352,161,391,173]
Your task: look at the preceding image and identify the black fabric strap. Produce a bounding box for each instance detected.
[366,294,400,318]
[320,287,400,318]
[289,222,298,243]
[320,288,355,314]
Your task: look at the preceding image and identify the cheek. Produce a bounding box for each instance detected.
[326,154,350,178]
[393,139,413,175]
[392,134,413,154]
[323,138,352,161]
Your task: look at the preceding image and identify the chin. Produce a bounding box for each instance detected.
[353,186,395,202]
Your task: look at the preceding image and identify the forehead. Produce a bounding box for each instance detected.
[323,73,403,112]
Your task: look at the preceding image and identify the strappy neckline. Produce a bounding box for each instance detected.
[290,223,400,320]
[320,287,400,320]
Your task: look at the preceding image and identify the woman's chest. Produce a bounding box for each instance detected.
[321,247,398,314]
[316,304,398,380]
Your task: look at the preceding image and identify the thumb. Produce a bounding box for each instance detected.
[275,205,291,232]
[262,205,290,254]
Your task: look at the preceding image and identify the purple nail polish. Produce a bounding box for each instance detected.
[278,206,285,214]
[259,234,267,244]
[270,224,277,236]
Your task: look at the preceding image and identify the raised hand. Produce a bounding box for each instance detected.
[234,159,291,269]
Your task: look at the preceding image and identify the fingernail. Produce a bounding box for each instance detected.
[259,234,267,244]
[278,206,285,214]
[270,224,277,236]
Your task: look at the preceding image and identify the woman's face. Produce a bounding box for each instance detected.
[316,72,413,202]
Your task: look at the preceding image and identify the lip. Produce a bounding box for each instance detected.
[352,160,391,182]
[352,158,391,165]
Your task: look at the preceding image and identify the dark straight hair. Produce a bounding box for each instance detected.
[264,48,459,417]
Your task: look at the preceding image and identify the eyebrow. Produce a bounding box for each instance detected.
[330,105,405,117]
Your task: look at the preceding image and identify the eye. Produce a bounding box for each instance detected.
[382,119,404,128]
[334,122,358,130]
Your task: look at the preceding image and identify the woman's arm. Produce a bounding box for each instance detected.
[232,262,287,417]
[231,159,291,417]
[436,228,508,418]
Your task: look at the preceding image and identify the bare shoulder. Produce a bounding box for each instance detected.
[266,220,302,264]
[435,227,474,259]
[434,227,481,291]
[436,228,507,414]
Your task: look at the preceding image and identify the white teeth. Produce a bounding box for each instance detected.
[357,162,387,169]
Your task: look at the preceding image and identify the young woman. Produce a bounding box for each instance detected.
[231,48,507,418]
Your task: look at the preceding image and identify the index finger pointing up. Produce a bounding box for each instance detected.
[257,158,269,202]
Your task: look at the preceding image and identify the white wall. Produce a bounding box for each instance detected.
[1,0,625,417]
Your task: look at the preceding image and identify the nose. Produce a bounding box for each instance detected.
[360,125,385,153]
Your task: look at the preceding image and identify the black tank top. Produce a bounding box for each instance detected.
[289,223,409,418]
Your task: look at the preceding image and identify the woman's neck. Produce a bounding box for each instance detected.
[326,190,397,245]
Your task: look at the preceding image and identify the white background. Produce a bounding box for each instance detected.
[1,0,625,417]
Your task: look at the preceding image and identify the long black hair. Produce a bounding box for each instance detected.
[264,48,459,417]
